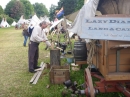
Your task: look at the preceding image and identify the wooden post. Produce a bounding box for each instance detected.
[63,16,73,55]
[50,49,61,66]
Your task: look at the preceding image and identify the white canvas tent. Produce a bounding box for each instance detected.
[42,16,50,23]
[40,17,44,21]
[29,14,41,26]
[0,18,10,27]
[11,21,17,26]
[40,16,50,23]
[17,15,26,24]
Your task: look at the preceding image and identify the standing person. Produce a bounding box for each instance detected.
[22,25,30,47]
[29,21,51,73]
[28,24,34,38]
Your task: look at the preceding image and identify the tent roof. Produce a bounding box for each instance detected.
[29,14,41,26]
[17,15,27,24]
[0,18,10,27]
[11,21,17,26]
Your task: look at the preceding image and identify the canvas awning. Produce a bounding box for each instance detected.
[66,10,102,22]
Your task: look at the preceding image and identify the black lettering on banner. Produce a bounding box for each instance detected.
[116,21,120,23]
[98,20,102,23]
[104,28,108,30]
[88,27,93,30]
[94,27,98,30]
[103,20,108,23]
[122,28,126,31]
[110,28,114,31]
[110,20,116,23]
[126,28,130,31]
[99,28,103,30]
[116,28,121,31]
[127,21,130,23]
[86,19,92,23]
[121,21,126,23]
[111,34,117,37]
[93,20,97,23]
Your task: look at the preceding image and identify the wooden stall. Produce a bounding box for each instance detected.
[84,14,130,97]
[93,40,130,81]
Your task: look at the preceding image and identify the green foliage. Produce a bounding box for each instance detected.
[75,0,84,11]
[49,4,57,21]
[0,17,2,23]
[7,17,14,24]
[33,3,49,17]
[49,0,84,20]
[0,5,4,14]
[49,0,80,20]
[5,0,25,20]
[0,14,13,24]
[57,0,77,16]
[20,0,34,18]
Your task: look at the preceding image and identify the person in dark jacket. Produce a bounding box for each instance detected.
[28,24,34,37]
[23,25,30,46]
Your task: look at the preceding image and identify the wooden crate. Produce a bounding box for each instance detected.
[49,65,70,84]
[92,40,130,81]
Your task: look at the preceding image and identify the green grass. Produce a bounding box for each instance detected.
[0,27,81,97]
[0,27,125,97]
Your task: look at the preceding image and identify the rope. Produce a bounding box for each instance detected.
[87,40,97,68]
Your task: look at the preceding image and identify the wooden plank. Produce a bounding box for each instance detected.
[32,63,45,84]
[30,72,39,83]
[108,54,130,65]
[108,41,130,49]
[108,48,130,54]
[109,65,130,72]
[75,60,87,65]
[110,44,130,49]
[105,72,130,81]
[50,49,60,66]
[29,62,43,83]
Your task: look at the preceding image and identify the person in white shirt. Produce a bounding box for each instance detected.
[29,21,51,73]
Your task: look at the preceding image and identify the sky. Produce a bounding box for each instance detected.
[0,0,59,10]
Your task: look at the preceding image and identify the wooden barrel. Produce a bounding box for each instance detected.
[73,41,87,61]
[98,0,130,14]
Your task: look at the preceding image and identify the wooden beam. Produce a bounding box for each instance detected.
[32,63,45,84]
[75,60,87,65]
[56,47,63,51]
[29,62,43,83]
[30,72,39,83]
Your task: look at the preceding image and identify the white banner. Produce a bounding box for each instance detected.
[81,17,130,41]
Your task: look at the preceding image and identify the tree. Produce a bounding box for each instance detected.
[75,0,84,11]
[49,4,57,21]
[0,5,4,14]
[20,0,34,18]
[5,0,25,20]
[33,3,49,17]
[57,0,77,16]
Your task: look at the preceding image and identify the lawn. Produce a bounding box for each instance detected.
[0,27,85,97]
[0,27,124,97]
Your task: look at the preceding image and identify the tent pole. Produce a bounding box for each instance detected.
[63,16,73,55]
